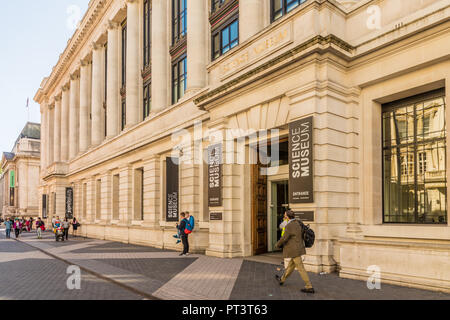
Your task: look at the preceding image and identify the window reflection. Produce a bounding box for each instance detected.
[383,91,447,224]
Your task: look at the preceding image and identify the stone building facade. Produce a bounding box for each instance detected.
[1,123,41,218]
[34,0,450,292]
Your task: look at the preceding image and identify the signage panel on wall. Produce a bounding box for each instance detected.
[294,211,315,222]
[65,188,74,219]
[210,212,223,221]
[42,194,48,219]
[289,116,314,204]
[166,157,179,222]
[208,144,223,207]
[9,170,15,188]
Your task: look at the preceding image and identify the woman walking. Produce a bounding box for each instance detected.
[62,218,70,241]
[13,219,22,238]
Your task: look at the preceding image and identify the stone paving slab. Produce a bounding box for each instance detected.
[7,229,450,301]
[0,232,144,300]
[153,257,243,300]
[230,260,450,300]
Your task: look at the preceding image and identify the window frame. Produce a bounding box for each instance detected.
[270,0,306,22]
[143,0,152,68]
[381,89,447,225]
[172,54,187,104]
[172,0,187,45]
[211,16,239,61]
[143,81,151,119]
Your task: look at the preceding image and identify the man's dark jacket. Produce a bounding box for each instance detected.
[275,219,306,258]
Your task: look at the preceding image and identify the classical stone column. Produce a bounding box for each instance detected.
[69,73,80,159]
[125,0,140,127]
[187,0,207,92]
[47,104,54,166]
[91,43,105,147]
[53,96,62,163]
[151,0,169,113]
[61,85,70,162]
[239,0,263,42]
[40,106,47,170]
[107,20,120,138]
[79,59,92,153]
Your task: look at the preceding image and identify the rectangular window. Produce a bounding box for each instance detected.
[271,0,306,22]
[144,0,152,67]
[121,99,126,131]
[134,168,144,221]
[104,42,108,137]
[112,175,119,220]
[382,89,447,224]
[82,183,87,219]
[172,55,187,104]
[172,0,187,44]
[96,179,102,220]
[212,18,239,60]
[143,82,151,119]
[121,20,127,88]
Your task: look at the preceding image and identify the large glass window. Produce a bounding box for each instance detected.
[144,0,151,67]
[212,18,239,60]
[172,56,187,104]
[143,82,151,119]
[172,0,187,45]
[271,0,306,22]
[383,90,447,224]
[121,20,127,88]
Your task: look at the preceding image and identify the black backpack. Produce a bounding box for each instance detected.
[298,220,315,248]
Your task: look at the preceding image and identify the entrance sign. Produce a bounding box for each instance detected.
[166,157,179,222]
[294,211,314,222]
[289,117,314,203]
[65,187,74,219]
[210,212,223,221]
[208,144,223,207]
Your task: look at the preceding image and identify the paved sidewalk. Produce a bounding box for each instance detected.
[4,230,450,300]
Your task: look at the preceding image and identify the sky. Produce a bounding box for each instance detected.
[0,0,90,153]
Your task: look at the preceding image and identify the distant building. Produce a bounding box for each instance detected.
[1,122,41,218]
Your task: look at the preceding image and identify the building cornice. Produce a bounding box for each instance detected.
[34,0,115,104]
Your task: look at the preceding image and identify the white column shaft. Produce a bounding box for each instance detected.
[79,62,92,153]
[151,0,168,113]
[126,0,140,127]
[53,98,61,163]
[107,24,120,137]
[239,0,263,42]
[187,0,207,91]
[92,46,105,146]
[69,76,80,159]
[61,88,70,162]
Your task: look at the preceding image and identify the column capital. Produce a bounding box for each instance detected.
[80,58,92,67]
[91,42,103,51]
[55,94,62,102]
[107,19,120,30]
[62,82,70,92]
[70,71,80,81]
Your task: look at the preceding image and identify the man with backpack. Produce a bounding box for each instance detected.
[275,210,315,294]
[178,212,190,256]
